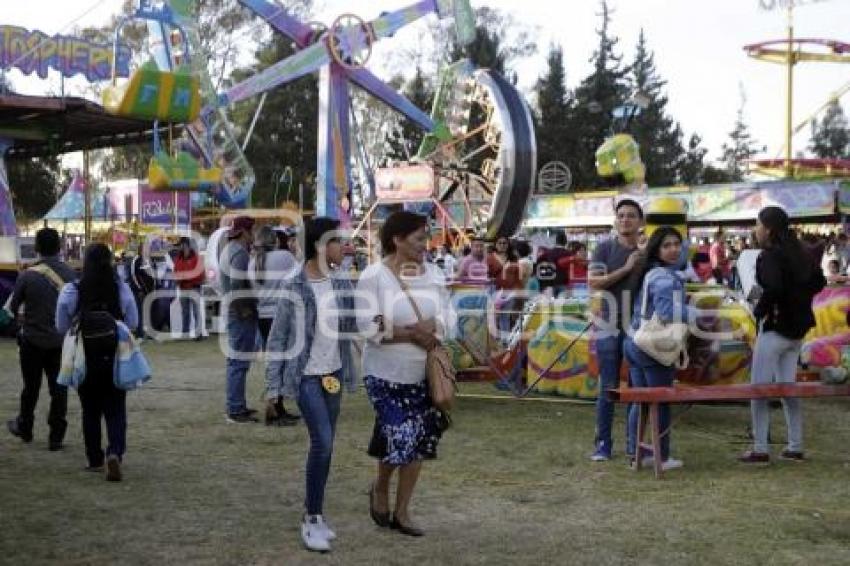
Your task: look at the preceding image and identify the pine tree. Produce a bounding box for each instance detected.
[679,133,732,185]
[385,67,435,162]
[7,156,65,222]
[230,33,319,208]
[719,98,763,181]
[678,133,708,185]
[449,7,537,80]
[534,44,572,177]
[627,29,685,187]
[809,100,850,159]
[567,1,630,189]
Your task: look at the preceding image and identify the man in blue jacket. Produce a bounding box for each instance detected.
[220,216,260,423]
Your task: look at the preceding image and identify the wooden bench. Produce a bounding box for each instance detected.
[608,382,850,479]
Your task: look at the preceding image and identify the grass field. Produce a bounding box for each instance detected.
[1,337,850,565]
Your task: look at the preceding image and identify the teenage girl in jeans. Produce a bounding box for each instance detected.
[264,217,356,553]
[56,243,138,481]
[739,206,825,463]
[624,226,688,471]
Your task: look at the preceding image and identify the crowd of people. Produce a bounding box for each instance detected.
[3,200,837,553]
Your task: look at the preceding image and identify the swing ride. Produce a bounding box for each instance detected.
[98,0,536,238]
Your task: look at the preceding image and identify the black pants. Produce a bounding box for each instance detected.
[258,318,273,348]
[17,337,67,444]
[77,346,126,467]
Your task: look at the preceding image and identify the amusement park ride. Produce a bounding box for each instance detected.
[746,0,850,178]
[99,0,537,239]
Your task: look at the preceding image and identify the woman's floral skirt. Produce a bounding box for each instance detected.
[364,375,443,466]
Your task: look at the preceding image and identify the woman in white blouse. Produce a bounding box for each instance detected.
[357,211,452,537]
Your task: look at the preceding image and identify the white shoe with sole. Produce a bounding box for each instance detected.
[661,458,684,471]
[316,515,337,541]
[301,515,331,552]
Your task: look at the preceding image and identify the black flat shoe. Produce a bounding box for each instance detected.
[390,517,424,537]
[7,418,32,443]
[369,484,391,528]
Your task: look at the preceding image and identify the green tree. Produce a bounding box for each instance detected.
[449,7,537,80]
[719,97,763,181]
[567,1,630,189]
[678,133,732,185]
[230,32,319,209]
[0,75,65,221]
[382,68,435,162]
[534,44,573,176]
[678,133,709,185]
[627,29,685,187]
[809,100,849,159]
[7,155,65,222]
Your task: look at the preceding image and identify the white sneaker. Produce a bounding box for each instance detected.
[661,458,684,471]
[316,515,337,541]
[301,515,331,552]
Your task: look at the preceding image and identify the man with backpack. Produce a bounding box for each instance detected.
[6,228,76,450]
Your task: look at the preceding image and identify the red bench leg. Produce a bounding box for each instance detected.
[649,402,663,479]
[635,402,645,471]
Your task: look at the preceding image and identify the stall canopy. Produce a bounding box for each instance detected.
[43,175,191,227]
[524,180,847,228]
[0,94,164,159]
[43,171,115,220]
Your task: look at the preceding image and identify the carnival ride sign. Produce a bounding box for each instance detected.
[140,189,190,225]
[375,165,436,201]
[0,25,131,82]
[525,194,617,228]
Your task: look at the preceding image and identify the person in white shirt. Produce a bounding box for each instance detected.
[357,211,453,538]
[264,217,357,552]
[436,243,458,280]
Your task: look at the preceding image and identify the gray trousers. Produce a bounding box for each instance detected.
[750,329,803,453]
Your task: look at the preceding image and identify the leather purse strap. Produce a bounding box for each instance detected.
[383,261,425,323]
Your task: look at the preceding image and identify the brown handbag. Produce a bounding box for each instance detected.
[386,265,457,412]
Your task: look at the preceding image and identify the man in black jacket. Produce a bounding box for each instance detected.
[6,228,77,450]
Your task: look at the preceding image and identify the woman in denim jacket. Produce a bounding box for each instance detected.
[624,226,689,471]
[264,217,357,553]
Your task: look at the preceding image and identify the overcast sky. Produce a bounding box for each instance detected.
[4,0,850,164]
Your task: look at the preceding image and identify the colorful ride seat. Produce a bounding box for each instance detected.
[103,60,201,123]
[595,133,646,184]
[148,151,222,191]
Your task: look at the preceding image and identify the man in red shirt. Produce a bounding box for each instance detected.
[566,242,589,285]
[173,237,205,339]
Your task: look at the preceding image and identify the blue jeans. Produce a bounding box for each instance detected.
[624,338,676,460]
[180,288,201,335]
[594,333,625,451]
[297,372,341,515]
[226,315,258,415]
